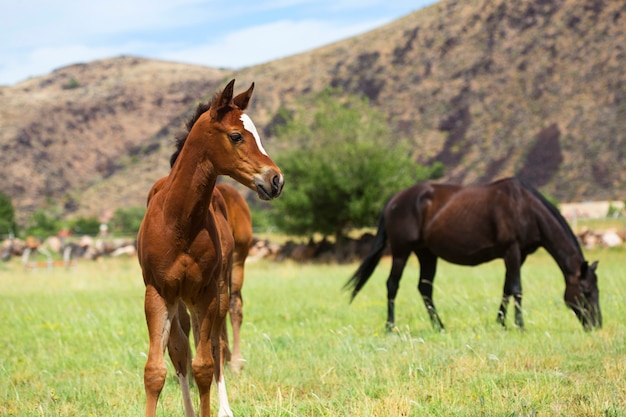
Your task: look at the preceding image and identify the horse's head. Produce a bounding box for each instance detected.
[565,260,601,330]
[193,79,283,200]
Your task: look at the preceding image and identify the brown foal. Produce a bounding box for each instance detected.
[137,80,283,417]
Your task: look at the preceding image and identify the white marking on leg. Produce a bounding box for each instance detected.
[160,309,174,352]
[177,372,196,417]
[240,114,268,156]
[217,374,234,417]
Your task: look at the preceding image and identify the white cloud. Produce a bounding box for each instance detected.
[0,43,149,85]
[2,0,214,49]
[0,0,437,85]
[159,18,388,69]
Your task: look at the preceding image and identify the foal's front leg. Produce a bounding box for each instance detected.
[216,276,235,417]
[143,285,175,417]
[228,257,246,372]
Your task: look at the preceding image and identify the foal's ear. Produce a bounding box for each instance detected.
[233,82,254,111]
[210,79,236,120]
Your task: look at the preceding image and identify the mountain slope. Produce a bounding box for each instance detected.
[1,0,625,223]
[233,0,626,200]
[0,57,231,221]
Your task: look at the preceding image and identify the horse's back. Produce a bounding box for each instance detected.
[420,178,541,264]
[427,178,531,229]
[384,182,440,249]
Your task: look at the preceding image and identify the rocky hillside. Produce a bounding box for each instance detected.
[1,0,625,223]
[0,57,232,222]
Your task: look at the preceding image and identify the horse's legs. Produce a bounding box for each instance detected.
[228,255,246,372]
[216,275,234,417]
[143,285,175,417]
[497,294,509,327]
[499,246,524,329]
[386,252,409,331]
[416,250,444,331]
[177,300,195,382]
[167,308,195,417]
[193,282,233,417]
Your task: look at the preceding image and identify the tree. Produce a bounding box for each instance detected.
[109,206,146,235]
[70,216,101,236]
[0,192,17,235]
[25,209,61,238]
[270,88,443,240]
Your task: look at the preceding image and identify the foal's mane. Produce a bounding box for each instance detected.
[169,92,221,168]
[517,178,583,256]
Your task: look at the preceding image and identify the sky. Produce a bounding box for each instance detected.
[0,0,438,86]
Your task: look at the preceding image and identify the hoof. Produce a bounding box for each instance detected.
[218,406,235,417]
[385,322,398,333]
[228,357,246,373]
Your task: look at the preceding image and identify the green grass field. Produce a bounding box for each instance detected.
[1,247,625,416]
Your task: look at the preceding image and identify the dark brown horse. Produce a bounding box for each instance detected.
[138,80,283,417]
[346,177,601,331]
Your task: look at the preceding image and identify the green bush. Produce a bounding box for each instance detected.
[25,209,61,238]
[0,192,17,236]
[70,216,101,236]
[269,88,443,240]
[109,206,146,235]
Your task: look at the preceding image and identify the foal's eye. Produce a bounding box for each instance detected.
[229,132,243,143]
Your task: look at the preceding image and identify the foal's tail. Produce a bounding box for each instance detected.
[344,210,388,301]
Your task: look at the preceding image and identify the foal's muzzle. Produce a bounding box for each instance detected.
[255,173,284,200]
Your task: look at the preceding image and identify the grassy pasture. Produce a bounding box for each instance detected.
[0,247,625,416]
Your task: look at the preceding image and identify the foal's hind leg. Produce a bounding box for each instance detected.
[416,250,444,331]
[167,307,195,417]
[193,282,234,417]
[177,300,195,381]
[228,255,246,372]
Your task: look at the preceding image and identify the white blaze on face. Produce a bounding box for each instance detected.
[240,114,268,156]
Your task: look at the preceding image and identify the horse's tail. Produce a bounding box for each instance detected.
[344,210,388,302]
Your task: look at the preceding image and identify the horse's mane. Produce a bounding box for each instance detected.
[169,98,215,168]
[517,178,583,257]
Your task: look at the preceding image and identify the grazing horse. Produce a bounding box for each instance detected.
[137,79,283,417]
[346,177,601,331]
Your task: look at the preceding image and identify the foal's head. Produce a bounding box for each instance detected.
[565,260,601,330]
[175,79,283,200]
